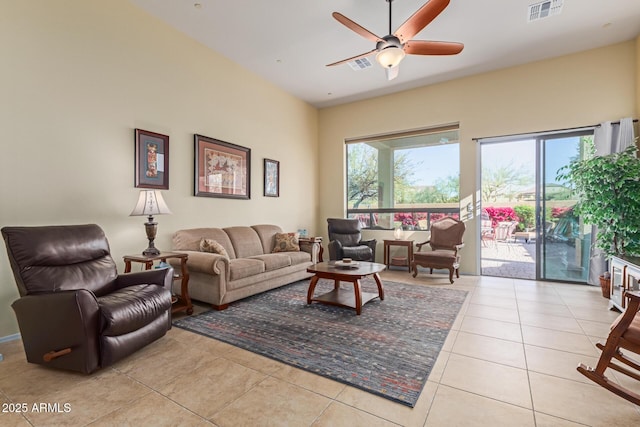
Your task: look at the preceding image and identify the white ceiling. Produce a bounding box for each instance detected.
[129,0,640,109]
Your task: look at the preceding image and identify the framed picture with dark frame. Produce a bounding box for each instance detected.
[135,129,169,189]
[264,158,280,197]
[194,134,251,199]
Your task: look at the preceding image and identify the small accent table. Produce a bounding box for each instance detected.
[610,255,640,312]
[123,252,193,315]
[306,261,385,315]
[383,239,414,272]
[299,236,324,262]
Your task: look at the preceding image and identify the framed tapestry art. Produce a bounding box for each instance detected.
[135,129,169,189]
[264,158,279,197]
[194,134,251,199]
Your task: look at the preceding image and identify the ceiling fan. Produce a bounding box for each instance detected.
[327,0,464,81]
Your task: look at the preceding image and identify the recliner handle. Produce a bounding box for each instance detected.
[43,347,72,362]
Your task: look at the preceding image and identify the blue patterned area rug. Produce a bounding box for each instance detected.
[173,278,467,407]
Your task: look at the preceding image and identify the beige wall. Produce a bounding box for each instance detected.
[637,35,640,115]
[1,1,637,339]
[0,1,319,337]
[318,41,638,274]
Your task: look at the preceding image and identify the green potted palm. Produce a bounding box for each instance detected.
[557,140,640,297]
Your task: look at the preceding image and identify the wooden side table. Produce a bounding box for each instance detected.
[383,239,414,272]
[299,236,323,262]
[123,252,193,315]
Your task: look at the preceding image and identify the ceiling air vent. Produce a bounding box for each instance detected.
[528,0,563,22]
[348,57,374,71]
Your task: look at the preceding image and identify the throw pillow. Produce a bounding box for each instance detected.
[272,232,300,253]
[199,238,229,258]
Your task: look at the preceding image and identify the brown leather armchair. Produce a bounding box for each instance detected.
[2,224,174,374]
[327,218,376,262]
[411,217,465,283]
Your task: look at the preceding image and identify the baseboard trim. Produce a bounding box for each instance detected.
[0,333,20,343]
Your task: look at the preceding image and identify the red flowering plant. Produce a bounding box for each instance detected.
[394,212,419,229]
[483,207,518,228]
[551,206,573,218]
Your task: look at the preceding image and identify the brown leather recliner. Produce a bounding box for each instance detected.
[327,218,377,261]
[2,224,174,374]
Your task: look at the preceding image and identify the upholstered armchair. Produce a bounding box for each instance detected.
[327,218,377,262]
[411,217,465,284]
[2,224,174,374]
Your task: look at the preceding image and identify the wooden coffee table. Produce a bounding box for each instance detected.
[306,261,386,315]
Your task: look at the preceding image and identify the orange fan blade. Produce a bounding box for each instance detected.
[332,12,384,43]
[404,40,463,55]
[394,0,450,44]
[326,49,378,67]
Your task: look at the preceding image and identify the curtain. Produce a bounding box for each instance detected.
[588,118,636,285]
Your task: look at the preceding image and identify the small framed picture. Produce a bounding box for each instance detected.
[264,158,280,197]
[135,129,169,189]
[194,134,251,199]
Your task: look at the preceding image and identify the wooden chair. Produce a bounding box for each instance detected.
[411,217,465,284]
[577,290,640,405]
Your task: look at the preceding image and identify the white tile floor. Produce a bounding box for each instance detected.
[1,270,639,426]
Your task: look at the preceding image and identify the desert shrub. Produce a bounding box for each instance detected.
[514,205,535,231]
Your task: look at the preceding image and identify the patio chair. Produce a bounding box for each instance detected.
[577,290,640,405]
[480,210,496,247]
[495,221,517,242]
[411,217,465,284]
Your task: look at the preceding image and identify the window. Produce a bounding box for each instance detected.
[346,125,460,230]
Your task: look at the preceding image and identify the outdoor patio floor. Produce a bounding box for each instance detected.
[482,238,589,283]
[481,240,537,280]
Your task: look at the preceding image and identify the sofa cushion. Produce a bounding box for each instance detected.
[251,224,283,254]
[272,232,300,253]
[98,284,171,336]
[288,251,312,265]
[229,258,265,281]
[224,226,264,258]
[199,238,229,258]
[249,254,291,271]
[173,228,236,259]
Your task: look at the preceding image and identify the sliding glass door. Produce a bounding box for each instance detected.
[480,129,593,282]
[538,132,592,282]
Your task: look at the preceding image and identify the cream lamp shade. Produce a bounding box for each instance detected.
[130,190,172,256]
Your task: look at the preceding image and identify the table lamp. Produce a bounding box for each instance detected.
[394,226,404,240]
[130,190,172,256]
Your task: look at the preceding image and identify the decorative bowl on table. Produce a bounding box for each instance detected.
[334,260,359,268]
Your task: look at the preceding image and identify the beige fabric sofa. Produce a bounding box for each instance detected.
[170,225,320,310]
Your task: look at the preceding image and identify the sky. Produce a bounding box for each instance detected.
[481,137,580,186]
[399,137,580,187]
[400,143,460,186]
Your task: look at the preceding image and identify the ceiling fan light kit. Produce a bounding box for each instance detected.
[377,46,405,68]
[327,0,463,81]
